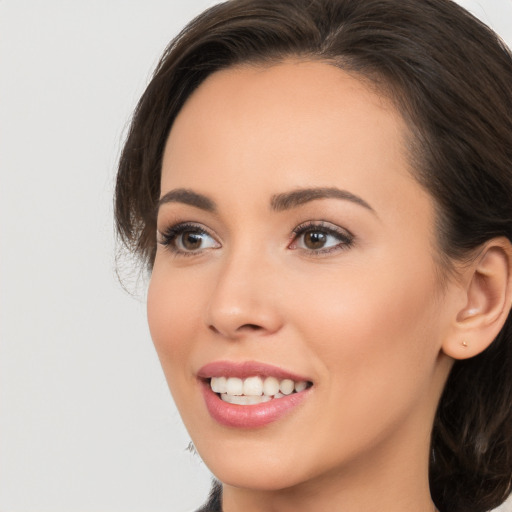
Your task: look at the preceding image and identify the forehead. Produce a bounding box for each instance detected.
[162,59,410,185]
[161,60,426,219]
[160,59,437,269]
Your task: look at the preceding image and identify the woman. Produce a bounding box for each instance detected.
[115,0,512,511]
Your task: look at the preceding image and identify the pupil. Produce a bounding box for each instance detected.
[183,232,202,250]
[305,231,326,249]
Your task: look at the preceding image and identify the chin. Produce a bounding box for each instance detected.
[188,431,311,491]
[205,459,309,492]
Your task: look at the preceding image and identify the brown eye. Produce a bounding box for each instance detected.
[303,231,328,249]
[159,223,220,254]
[180,231,204,251]
[291,222,354,254]
[175,229,219,252]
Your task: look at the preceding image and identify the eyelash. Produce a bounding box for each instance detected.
[158,222,218,257]
[290,221,354,255]
[157,221,354,256]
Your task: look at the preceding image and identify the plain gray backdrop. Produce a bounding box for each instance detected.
[1,1,511,511]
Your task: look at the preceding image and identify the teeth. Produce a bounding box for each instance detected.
[211,375,310,403]
[226,377,244,396]
[210,376,227,394]
[295,381,308,392]
[243,376,263,396]
[221,394,272,405]
[263,376,280,396]
[280,379,295,395]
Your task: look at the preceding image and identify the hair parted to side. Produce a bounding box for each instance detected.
[115,1,512,510]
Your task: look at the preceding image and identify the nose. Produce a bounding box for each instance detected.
[205,250,283,340]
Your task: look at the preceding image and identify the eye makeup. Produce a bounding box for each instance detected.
[157,222,220,256]
[157,218,355,258]
[289,220,355,256]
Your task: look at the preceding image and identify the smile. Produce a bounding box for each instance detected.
[211,376,310,405]
[198,361,314,428]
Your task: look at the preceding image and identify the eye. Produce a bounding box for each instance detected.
[290,221,354,254]
[158,223,220,255]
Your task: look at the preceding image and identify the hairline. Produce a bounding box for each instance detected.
[157,55,459,285]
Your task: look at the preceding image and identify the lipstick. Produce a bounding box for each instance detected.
[197,361,313,428]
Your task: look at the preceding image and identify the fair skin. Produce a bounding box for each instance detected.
[147,61,512,512]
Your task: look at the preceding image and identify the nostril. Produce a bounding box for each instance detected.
[239,324,263,331]
[208,322,264,338]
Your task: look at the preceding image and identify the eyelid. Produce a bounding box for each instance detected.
[157,221,221,255]
[289,220,354,254]
[157,219,354,258]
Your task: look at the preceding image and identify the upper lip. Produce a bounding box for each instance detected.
[197,360,312,382]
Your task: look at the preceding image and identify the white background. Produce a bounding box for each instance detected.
[1,1,511,511]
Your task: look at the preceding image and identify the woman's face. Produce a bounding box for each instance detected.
[148,61,455,492]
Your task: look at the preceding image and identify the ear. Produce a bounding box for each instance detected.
[442,237,512,360]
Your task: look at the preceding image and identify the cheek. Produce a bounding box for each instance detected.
[287,253,442,404]
[147,263,204,381]
[276,258,444,468]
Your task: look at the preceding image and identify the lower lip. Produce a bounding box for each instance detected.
[201,381,311,428]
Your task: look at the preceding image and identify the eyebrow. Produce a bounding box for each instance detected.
[157,186,375,215]
[270,187,375,213]
[157,188,217,213]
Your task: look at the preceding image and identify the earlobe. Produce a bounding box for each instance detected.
[442,238,512,360]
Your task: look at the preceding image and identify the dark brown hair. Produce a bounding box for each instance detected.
[115,1,512,510]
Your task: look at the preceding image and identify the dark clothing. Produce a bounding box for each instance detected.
[196,480,222,512]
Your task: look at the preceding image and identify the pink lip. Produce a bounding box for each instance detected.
[197,361,313,429]
[197,360,311,381]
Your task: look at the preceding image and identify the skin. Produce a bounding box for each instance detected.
[147,61,475,512]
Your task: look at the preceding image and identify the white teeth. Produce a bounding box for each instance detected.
[210,376,227,394]
[294,381,308,392]
[226,377,244,396]
[243,376,263,396]
[211,375,311,403]
[263,376,280,396]
[279,379,295,395]
[221,394,272,405]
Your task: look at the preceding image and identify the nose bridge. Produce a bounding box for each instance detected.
[205,242,282,338]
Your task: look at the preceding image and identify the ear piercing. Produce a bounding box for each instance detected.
[461,340,468,348]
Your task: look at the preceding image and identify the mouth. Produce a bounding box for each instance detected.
[209,375,312,405]
[197,361,313,428]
